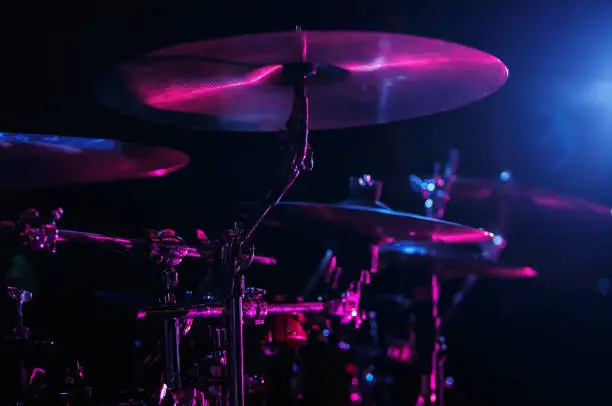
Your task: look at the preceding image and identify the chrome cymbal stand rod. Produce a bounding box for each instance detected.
[226,27,315,406]
[409,150,459,406]
[413,273,443,406]
[244,26,314,242]
[149,229,189,404]
[440,171,512,333]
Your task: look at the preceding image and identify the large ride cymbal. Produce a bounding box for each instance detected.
[0,132,189,188]
[97,31,509,132]
[243,201,494,244]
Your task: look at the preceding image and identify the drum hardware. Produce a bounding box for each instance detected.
[15,208,64,254]
[190,326,227,406]
[411,170,612,218]
[300,174,383,299]
[7,286,33,340]
[409,149,460,219]
[412,167,514,334]
[4,209,93,405]
[411,273,443,406]
[439,204,509,333]
[0,218,277,267]
[137,284,361,324]
[408,151,458,406]
[4,29,521,406]
[141,283,361,406]
[302,249,335,298]
[148,229,192,404]
[6,286,33,405]
[220,27,315,406]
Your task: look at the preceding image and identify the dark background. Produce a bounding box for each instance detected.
[2,0,612,405]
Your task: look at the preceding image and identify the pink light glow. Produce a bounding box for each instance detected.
[147,168,176,177]
[143,57,474,107]
[145,65,282,106]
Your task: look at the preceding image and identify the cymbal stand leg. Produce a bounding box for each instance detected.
[413,273,442,406]
[223,28,315,406]
[222,224,251,406]
[150,230,188,403]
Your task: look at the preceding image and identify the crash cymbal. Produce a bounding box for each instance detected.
[244,201,494,244]
[98,31,508,132]
[0,132,189,188]
[448,175,611,218]
[379,241,537,279]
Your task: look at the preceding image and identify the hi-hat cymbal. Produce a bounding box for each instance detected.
[241,200,494,244]
[0,132,189,188]
[97,31,508,132]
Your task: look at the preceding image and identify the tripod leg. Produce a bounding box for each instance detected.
[162,318,182,395]
[228,282,245,406]
[412,273,442,406]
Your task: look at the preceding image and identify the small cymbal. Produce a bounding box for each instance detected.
[0,132,189,188]
[246,201,494,244]
[98,31,508,132]
[379,241,537,279]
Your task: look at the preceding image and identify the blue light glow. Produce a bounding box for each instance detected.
[0,132,118,151]
[499,171,511,182]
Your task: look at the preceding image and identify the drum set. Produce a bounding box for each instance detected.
[3,29,611,406]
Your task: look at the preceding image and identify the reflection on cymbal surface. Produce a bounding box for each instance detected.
[0,132,189,188]
[379,241,537,279]
[450,176,612,218]
[241,200,494,244]
[98,31,508,131]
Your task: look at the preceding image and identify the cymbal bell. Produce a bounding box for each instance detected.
[98,31,508,132]
[0,132,189,188]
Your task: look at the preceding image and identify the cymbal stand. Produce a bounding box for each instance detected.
[224,27,315,406]
[7,287,33,340]
[410,150,459,406]
[5,208,85,405]
[480,170,512,262]
[149,229,189,404]
[302,174,382,300]
[439,170,512,330]
[138,286,361,326]
[6,287,33,405]
[244,26,314,242]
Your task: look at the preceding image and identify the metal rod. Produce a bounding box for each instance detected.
[225,28,313,406]
[244,29,312,242]
[228,273,245,406]
[163,318,182,391]
[413,272,442,406]
[137,301,327,320]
